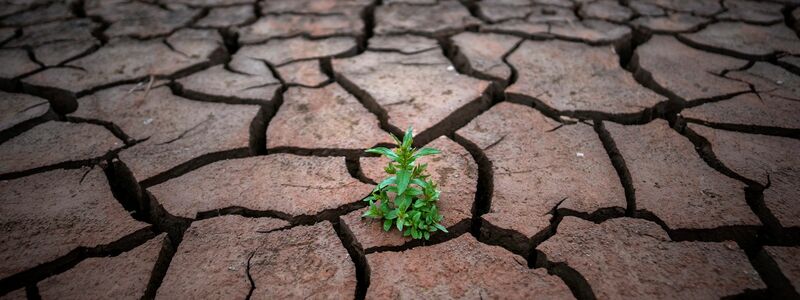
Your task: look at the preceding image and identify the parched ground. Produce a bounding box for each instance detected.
[0,0,799,299]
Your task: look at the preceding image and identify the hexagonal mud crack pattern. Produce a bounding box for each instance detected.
[0,168,149,279]
[1,0,800,299]
[0,121,122,176]
[333,50,492,141]
[149,154,373,219]
[507,40,665,118]
[157,215,290,299]
[267,84,391,150]
[366,234,573,299]
[537,217,765,299]
[457,102,625,255]
[38,234,167,299]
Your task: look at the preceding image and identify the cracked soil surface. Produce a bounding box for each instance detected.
[0,0,799,299]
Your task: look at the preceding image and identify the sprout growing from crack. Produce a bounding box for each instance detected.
[362,127,447,240]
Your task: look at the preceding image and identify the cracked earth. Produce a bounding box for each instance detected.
[0,0,799,299]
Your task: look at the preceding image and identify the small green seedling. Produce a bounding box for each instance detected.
[362,127,447,240]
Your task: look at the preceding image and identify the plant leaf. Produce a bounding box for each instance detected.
[386,209,398,220]
[405,187,423,196]
[396,194,412,211]
[434,223,448,233]
[412,147,440,159]
[411,179,431,192]
[383,219,392,231]
[395,168,411,195]
[366,147,399,161]
[402,126,413,148]
[377,176,396,190]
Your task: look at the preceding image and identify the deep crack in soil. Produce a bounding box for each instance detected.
[1,0,800,298]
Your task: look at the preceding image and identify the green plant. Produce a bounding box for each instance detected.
[362,127,447,240]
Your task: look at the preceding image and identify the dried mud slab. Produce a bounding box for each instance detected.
[0,91,50,132]
[477,4,531,23]
[7,19,100,66]
[72,86,258,181]
[718,0,784,24]
[196,5,255,28]
[549,19,631,44]
[0,288,26,300]
[632,35,749,101]
[342,136,478,250]
[260,0,372,14]
[681,62,800,129]
[170,0,255,6]
[627,0,665,15]
[333,50,491,138]
[374,1,481,36]
[606,120,761,231]
[176,64,280,104]
[578,0,633,22]
[758,246,800,296]
[0,168,149,279]
[483,4,630,45]
[795,8,800,31]
[24,29,224,97]
[633,0,722,16]
[690,124,800,228]
[366,234,573,299]
[0,2,72,26]
[276,60,328,86]
[507,40,664,116]
[728,62,800,106]
[237,14,363,43]
[0,48,39,82]
[149,154,372,219]
[0,121,121,175]
[163,218,353,299]
[249,222,356,299]
[628,1,667,17]
[8,19,97,47]
[368,34,438,53]
[681,22,800,59]
[0,27,15,44]
[538,217,765,299]
[631,13,708,33]
[0,2,29,19]
[682,94,800,130]
[38,234,167,299]
[457,102,625,254]
[780,55,800,70]
[235,36,357,66]
[31,40,98,68]
[157,216,289,299]
[267,83,391,149]
[479,3,574,25]
[384,0,437,3]
[450,32,520,83]
[87,1,199,39]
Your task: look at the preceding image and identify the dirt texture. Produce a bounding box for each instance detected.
[0,0,799,299]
